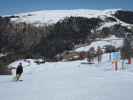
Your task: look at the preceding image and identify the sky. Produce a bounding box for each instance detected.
[0,0,132,15]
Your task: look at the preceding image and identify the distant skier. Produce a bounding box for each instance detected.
[96,46,103,63]
[87,47,96,63]
[16,63,23,81]
[87,51,91,62]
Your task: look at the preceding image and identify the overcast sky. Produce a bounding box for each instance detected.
[0,0,132,15]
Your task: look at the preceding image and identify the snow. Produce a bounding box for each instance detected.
[3,9,132,30]
[97,22,117,30]
[1,53,133,100]
[10,9,119,26]
[75,35,123,52]
[8,59,37,68]
[0,53,7,58]
[5,9,132,29]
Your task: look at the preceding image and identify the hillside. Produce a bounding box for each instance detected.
[10,9,118,25]
[0,9,133,65]
[7,9,131,26]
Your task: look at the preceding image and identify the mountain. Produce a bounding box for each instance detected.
[7,9,133,34]
[6,9,131,27]
[0,9,133,65]
[9,9,118,25]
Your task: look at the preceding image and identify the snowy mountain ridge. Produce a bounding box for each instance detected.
[10,9,122,25]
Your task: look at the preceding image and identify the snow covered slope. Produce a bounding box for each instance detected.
[1,54,133,100]
[75,35,123,52]
[10,9,120,26]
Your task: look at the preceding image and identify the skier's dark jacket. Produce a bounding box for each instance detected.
[16,64,23,74]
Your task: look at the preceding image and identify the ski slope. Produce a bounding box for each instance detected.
[0,54,133,100]
[75,35,123,52]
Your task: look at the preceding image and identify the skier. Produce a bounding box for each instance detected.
[96,46,103,63]
[16,63,23,81]
[87,51,91,62]
[87,47,96,63]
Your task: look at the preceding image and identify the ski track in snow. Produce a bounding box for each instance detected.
[1,54,133,100]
